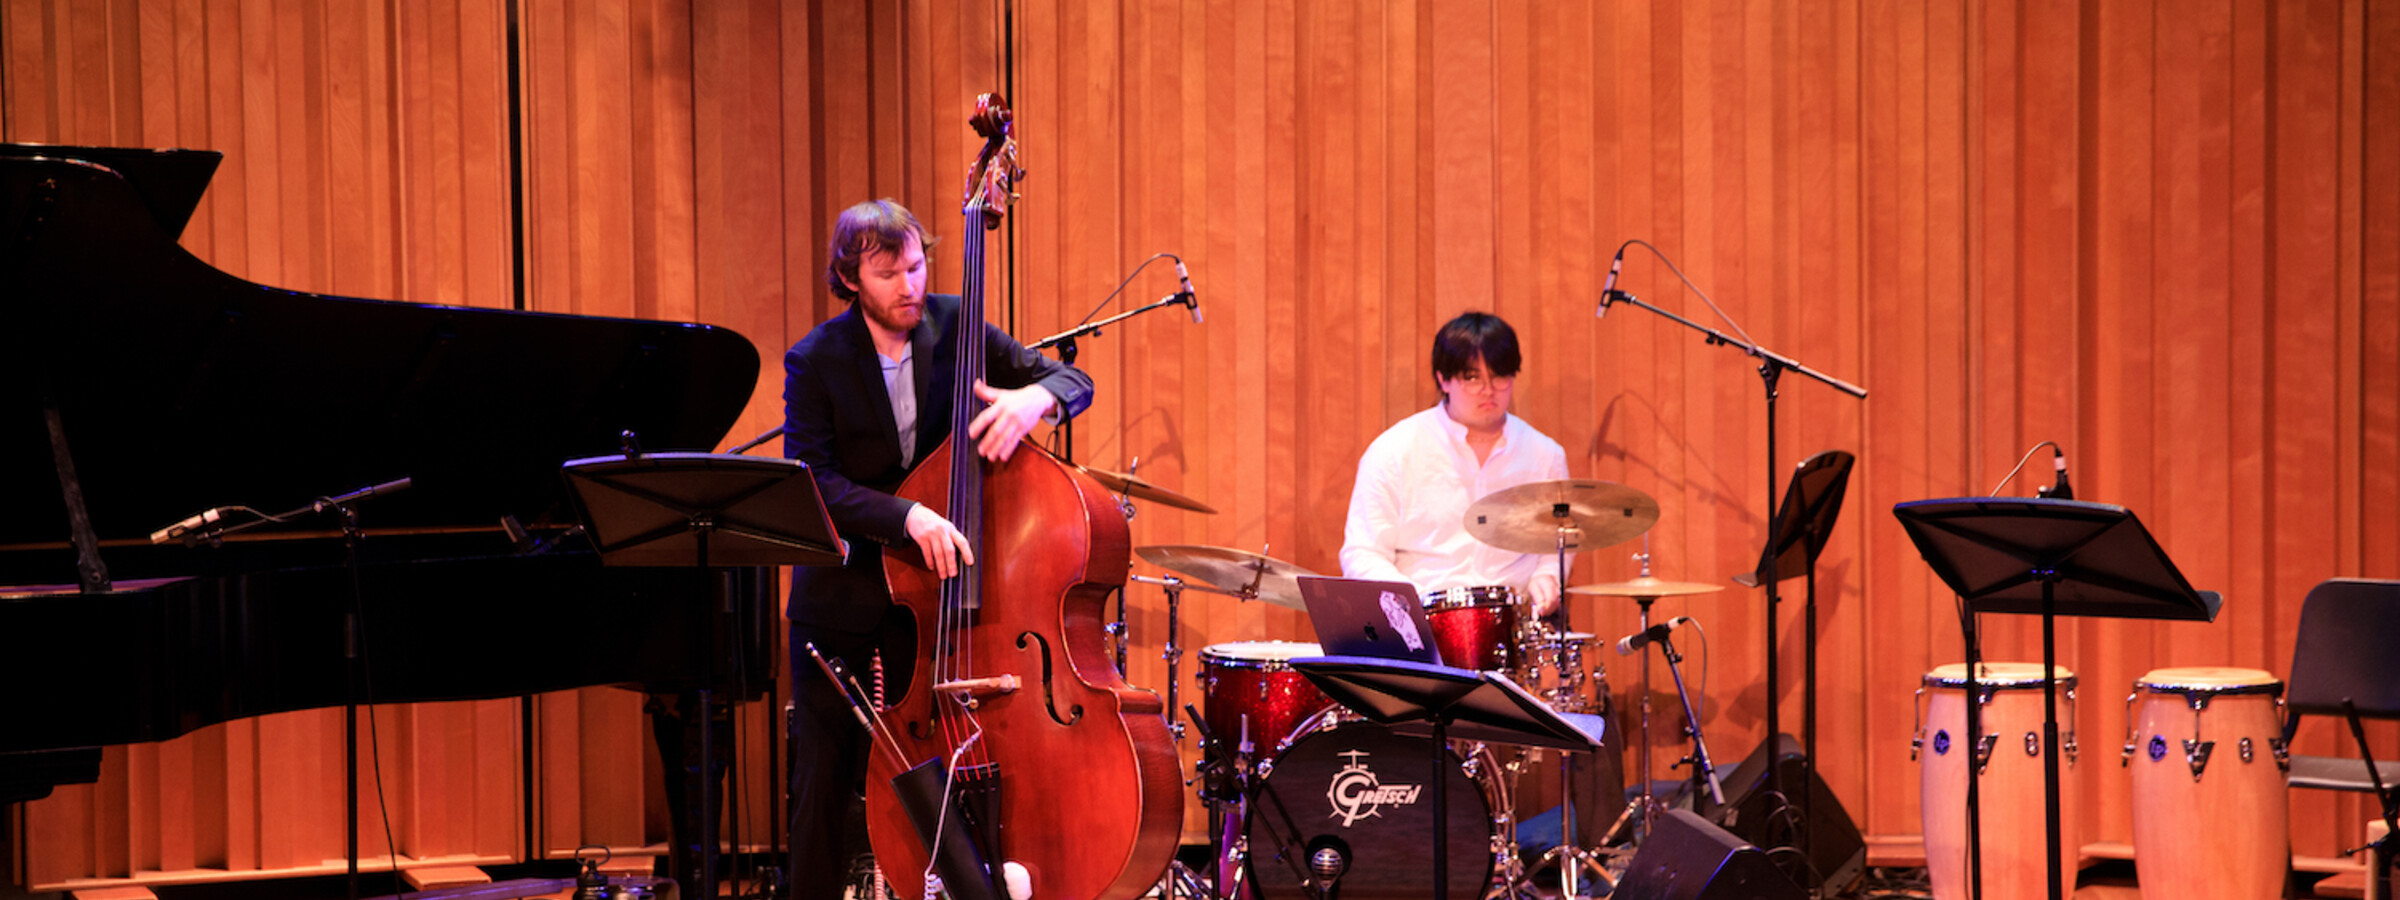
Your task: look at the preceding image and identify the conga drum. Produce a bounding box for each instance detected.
[2125,667,2289,900]
[1916,662,2081,900]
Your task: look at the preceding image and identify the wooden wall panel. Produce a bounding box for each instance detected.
[9,0,2400,891]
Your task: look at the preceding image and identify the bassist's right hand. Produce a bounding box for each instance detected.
[904,503,976,580]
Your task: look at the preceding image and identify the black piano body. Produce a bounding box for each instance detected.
[0,143,776,804]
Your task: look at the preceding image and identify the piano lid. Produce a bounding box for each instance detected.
[0,145,761,583]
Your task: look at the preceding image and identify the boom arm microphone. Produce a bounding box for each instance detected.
[1174,258,1202,324]
[1615,616,1695,655]
[149,508,224,545]
[1596,245,1626,318]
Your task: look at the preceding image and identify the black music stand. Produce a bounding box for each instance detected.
[1730,449,1852,883]
[1893,497,2220,900]
[563,451,845,900]
[1288,657,1603,900]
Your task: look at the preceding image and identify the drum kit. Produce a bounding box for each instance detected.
[1083,466,1729,900]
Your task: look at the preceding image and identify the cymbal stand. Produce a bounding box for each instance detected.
[1525,516,1611,897]
[1107,459,1144,675]
[1599,547,1669,846]
[1128,572,1216,900]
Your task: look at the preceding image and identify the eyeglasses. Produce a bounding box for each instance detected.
[1451,371,1516,392]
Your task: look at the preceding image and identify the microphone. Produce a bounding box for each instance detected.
[1175,258,1202,324]
[316,476,413,512]
[149,508,224,545]
[1596,246,1625,318]
[2038,447,2073,500]
[1615,616,1695,655]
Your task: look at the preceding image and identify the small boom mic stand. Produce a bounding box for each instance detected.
[1596,243,1865,881]
[166,475,414,900]
[1029,288,1199,465]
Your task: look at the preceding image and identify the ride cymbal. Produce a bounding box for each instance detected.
[1567,575,1727,598]
[1080,466,1218,514]
[1134,544,1314,609]
[1462,479,1661,555]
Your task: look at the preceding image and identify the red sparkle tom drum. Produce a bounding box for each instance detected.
[1198,641,1334,753]
[1424,585,1523,672]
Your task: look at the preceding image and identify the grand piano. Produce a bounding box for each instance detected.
[0,144,779,819]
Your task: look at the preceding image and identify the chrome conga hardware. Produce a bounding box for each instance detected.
[2183,738,2216,780]
[1911,686,1928,761]
[2123,691,2140,766]
[2064,685,2080,764]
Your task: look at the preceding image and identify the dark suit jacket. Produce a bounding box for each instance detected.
[781,293,1094,633]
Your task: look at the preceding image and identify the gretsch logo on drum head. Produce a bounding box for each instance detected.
[1326,749,1424,827]
[1377,591,1425,652]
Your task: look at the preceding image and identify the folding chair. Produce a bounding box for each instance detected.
[2284,578,2400,899]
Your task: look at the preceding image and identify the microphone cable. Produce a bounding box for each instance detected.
[1988,440,2062,497]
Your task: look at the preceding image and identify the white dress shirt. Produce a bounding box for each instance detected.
[1340,403,1573,599]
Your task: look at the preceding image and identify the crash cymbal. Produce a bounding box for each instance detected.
[1568,575,1727,598]
[1462,479,1661,555]
[1080,466,1218,514]
[1134,544,1314,609]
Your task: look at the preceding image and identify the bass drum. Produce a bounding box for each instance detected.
[1245,713,1502,900]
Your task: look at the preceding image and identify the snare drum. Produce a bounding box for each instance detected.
[2125,667,2288,900]
[1197,641,1333,753]
[1424,585,1522,671]
[1915,662,2080,900]
[1516,626,1604,713]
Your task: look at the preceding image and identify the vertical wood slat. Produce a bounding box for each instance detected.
[7,0,2400,888]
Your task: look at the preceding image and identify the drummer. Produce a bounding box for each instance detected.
[1340,310,1572,620]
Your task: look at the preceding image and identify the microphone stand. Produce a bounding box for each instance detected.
[1657,629,1726,810]
[1598,261,1864,883]
[1029,290,1199,465]
[179,476,414,900]
[1034,291,1200,693]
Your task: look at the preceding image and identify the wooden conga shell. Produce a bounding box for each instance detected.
[2127,666,2289,900]
[1918,662,2082,900]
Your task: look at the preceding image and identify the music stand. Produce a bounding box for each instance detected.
[562,451,845,900]
[1730,449,1853,882]
[1288,656,1603,900]
[1893,497,2220,900]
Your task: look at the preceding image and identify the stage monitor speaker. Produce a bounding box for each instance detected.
[1613,808,1805,900]
[1692,732,1867,893]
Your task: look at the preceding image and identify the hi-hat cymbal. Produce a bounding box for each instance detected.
[1080,466,1218,514]
[1568,575,1727,598]
[1134,544,1315,609]
[1462,479,1661,555]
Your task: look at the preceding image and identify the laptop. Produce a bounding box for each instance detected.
[1294,576,1445,665]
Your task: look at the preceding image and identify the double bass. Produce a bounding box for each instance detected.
[859,95,1183,900]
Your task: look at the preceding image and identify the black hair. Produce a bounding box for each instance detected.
[1430,311,1521,395]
